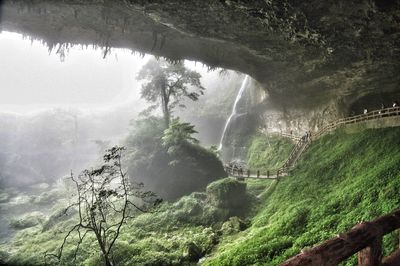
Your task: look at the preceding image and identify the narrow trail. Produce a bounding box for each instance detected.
[225,106,400,179]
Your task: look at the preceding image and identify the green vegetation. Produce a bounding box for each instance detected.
[0,178,273,265]
[2,127,399,266]
[137,58,204,127]
[247,133,294,171]
[205,127,400,265]
[10,211,45,229]
[125,116,226,200]
[48,146,159,266]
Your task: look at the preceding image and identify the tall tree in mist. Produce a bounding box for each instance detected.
[136,59,205,127]
[47,146,160,266]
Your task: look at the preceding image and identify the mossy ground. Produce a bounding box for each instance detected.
[0,178,273,265]
[246,134,294,172]
[2,128,399,265]
[204,127,400,265]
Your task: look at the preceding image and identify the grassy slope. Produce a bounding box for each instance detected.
[0,179,274,265]
[205,127,400,265]
[247,134,294,172]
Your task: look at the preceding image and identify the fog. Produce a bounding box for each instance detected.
[0,31,150,113]
[0,31,242,190]
[0,30,249,247]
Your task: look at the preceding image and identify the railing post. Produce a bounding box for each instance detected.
[358,236,383,266]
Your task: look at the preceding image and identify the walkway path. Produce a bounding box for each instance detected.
[226,106,400,179]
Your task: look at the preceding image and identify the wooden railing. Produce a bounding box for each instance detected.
[228,106,400,180]
[280,132,302,142]
[280,209,400,266]
[278,137,311,173]
[312,106,400,140]
[225,107,400,264]
[224,165,282,180]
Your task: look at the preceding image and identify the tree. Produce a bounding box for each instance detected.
[137,59,205,127]
[125,117,227,200]
[46,146,160,266]
[162,118,199,151]
[161,118,199,165]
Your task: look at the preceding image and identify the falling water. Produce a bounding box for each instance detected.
[218,75,249,150]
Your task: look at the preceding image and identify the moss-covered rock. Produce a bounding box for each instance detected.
[185,242,203,262]
[126,117,227,200]
[206,178,247,209]
[220,216,247,236]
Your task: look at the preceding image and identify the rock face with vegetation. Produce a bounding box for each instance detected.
[205,127,400,265]
[2,0,399,130]
[125,117,227,200]
[1,1,400,265]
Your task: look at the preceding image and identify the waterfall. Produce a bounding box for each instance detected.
[218,75,249,150]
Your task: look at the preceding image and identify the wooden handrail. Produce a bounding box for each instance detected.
[280,209,400,266]
[312,107,400,141]
[227,106,400,181]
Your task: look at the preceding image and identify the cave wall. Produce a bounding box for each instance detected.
[1,0,400,130]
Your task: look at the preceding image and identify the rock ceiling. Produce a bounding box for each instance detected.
[1,0,400,112]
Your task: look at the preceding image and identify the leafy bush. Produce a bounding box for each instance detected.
[125,117,227,200]
[247,134,294,172]
[206,178,247,209]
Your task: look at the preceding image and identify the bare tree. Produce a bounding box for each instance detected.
[46,146,160,266]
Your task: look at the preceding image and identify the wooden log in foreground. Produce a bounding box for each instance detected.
[280,209,400,266]
[382,248,400,266]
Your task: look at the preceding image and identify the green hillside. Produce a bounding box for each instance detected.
[205,127,400,265]
[2,127,399,265]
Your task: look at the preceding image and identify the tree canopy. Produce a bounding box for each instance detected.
[137,59,205,127]
[125,117,226,200]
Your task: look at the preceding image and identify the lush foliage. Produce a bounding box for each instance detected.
[205,127,400,265]
[137,59,205,126]
[246,133,294,172]
[0,178,272,265]
[125,116,227,200]
[3,126,399,266]
[162,118,199,153]
[46,146,159,266]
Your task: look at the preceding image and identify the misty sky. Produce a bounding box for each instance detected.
[0,31,229,114]
[0,31,152,112]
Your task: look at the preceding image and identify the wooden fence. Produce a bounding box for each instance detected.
[228,106,400,180]
[225,106,400,264]
[280,209,400,266]
[224,165,282,180]
[312,106,400,140]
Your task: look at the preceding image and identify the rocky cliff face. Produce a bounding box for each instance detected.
[1,0,399,132]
